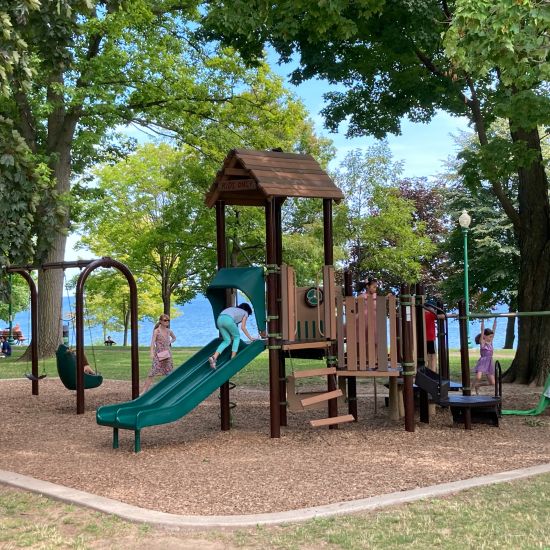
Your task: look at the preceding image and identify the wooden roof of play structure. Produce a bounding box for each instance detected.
[205,149,344,207]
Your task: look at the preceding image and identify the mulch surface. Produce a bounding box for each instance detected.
[0,378,548,516]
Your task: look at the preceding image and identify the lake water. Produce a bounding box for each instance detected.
[5,296,513,350]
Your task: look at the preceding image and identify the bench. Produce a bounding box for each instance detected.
[1,330,26,344]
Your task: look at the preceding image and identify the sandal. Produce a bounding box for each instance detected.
[208,356,217,370]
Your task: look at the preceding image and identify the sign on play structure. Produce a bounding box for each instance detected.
[219,179,257,191]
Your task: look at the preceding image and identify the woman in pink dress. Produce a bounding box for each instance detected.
[142,314,176,393]
[473,318,497,394]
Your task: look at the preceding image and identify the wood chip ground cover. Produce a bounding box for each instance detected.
[0,379,548,516]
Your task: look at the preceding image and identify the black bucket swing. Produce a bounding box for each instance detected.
[56,276,103,390]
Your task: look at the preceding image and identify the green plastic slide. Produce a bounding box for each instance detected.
[97,266,267,451]
[96,338,265,450]
[501,373,550,416]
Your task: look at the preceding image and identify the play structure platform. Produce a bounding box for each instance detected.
[97,338,265,452]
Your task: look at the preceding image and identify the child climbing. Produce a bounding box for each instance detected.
[208,303,259,369]
[473,318,497,394]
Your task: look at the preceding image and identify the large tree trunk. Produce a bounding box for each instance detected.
[504,313,515,350]
[35,148,71,358]
[123,308,129,346]
[505,126,550,385]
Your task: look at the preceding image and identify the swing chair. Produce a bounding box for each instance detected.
[56,273,103,391]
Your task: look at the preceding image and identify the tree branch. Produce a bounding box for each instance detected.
[465,78,522,231]
[413,45,522,231]
[13,88,37,152]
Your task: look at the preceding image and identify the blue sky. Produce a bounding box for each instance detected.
[267,53,471,177]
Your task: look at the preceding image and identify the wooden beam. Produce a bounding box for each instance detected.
[338,370,401,378]
[310,414,355,427]
[282,340,332,351]
[301,389,342,407]
[291,367,337,379]
[223,168,249,176]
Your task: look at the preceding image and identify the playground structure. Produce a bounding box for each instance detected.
[204,149,418,436]
[97,148,527,451]
[96,149,423,451]
[7,148,548,454]
[6,258,140,412]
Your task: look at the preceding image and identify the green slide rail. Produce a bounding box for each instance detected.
[96,338,265,452]
[501,373,550,416]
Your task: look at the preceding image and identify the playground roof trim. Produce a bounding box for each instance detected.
[205,149,344,207]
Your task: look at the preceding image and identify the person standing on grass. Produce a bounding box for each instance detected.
[473,318,498,394]
[143,314,176,393]
[208,303,260,369]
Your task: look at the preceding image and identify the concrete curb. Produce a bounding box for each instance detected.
[2,463,550,529]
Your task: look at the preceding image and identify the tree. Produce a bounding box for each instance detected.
[78,143,214,315]
[203,0,550,384]
[0,274,30,326]
[71,270,168,346]
[441,187,520,347]
[333,145,436,290]
[398,177,450,292]
[3,0,334,357]
[76,57,335,307]
[439,127,522,349]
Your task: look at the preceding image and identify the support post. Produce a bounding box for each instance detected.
[415,284,429,423]
[216,201,231,432]
[400,284,415,432]
[458,299,472,429]
[266,199,281,438]
[11,270,38,395]
[344,271,357,421]
[7,273,14,345]
[76,257,140,414]
[323,199,338,427]
[275,198,287,427]
[437,299,450,380]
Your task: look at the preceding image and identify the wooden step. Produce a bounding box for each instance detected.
[301,389,342,407]
[292,367,337,379]
[310,414,355,427]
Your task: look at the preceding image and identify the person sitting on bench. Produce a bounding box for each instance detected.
[13,324,26,344]
[104,335,116,346]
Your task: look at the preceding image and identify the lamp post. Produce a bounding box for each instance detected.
[458,210,472,345]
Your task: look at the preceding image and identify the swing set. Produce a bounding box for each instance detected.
[6,257,140,413]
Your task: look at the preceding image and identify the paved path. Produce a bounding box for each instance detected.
[1,464,550,529]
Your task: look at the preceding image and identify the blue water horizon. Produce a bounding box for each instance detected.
[4,296,515,350]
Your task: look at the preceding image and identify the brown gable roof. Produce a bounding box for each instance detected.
[205,149,344,207]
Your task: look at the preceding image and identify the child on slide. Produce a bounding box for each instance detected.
[208,303,261,369]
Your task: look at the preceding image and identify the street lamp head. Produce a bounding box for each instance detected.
[458,209,471,229]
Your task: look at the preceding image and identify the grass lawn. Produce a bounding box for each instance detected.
[1,473,548,549]
[0,346,515,388]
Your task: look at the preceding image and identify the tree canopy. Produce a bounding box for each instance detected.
[203,0,550,384]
